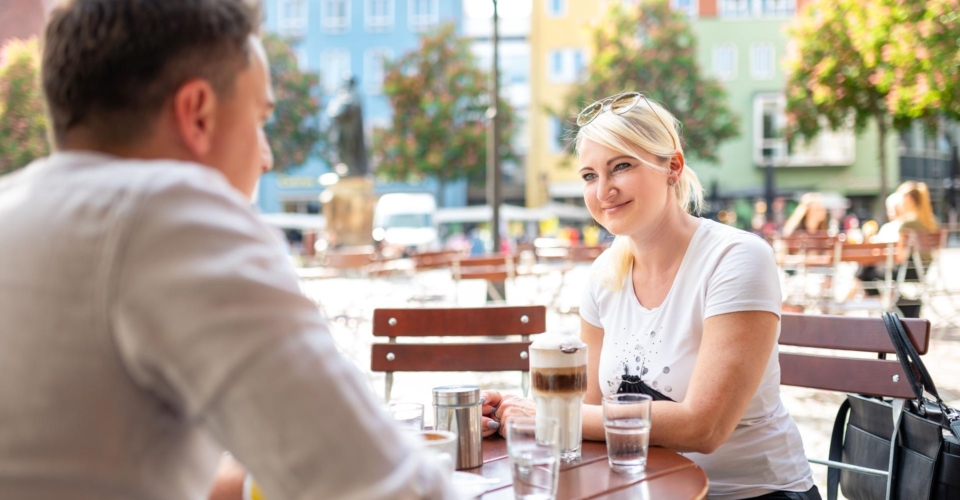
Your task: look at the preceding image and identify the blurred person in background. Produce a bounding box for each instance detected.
[781,192,829,237]
[0,1,454,499]
[849,181,939,317]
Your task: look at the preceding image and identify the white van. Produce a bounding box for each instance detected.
[372,193,438,251]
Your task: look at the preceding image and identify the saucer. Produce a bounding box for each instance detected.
[451,471,499,499]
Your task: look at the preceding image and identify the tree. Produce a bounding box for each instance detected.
[554,0,738,164]
[878,0,960,128]
[0,37,49,175]
[261,34,326,173]
[372,23,518,206]
[784,0,960,220]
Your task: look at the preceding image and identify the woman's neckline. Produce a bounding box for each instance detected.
[626,218,707,313]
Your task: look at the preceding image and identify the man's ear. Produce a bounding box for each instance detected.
[172,79,217,158]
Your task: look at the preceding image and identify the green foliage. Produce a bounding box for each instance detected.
[555,0,738,164]
[785,0,960,216]
[882,0,960,127]
[785,0,882,140]
[262,34,326,173]
[0,37,49,175]
[372,24,518,197]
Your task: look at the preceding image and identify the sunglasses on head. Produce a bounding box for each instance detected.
[576,92,677,150]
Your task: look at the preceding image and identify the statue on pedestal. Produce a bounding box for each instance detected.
[321,74,375,248]
[326,74,368,177]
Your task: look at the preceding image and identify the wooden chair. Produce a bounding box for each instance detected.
[775,233,841,308]
[320,247,378,277]
[901,230,956,326]
[370,305,546,402]
[823,240,902,314]
[411,249,464,271]
[451,254,517,303]
[779,313,931,488]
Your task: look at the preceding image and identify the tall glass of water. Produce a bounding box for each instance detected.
[506,416,560,500]
[602,394,652,474]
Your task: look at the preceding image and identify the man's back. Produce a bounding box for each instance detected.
[0,152,452,500]
[0,153,243,498]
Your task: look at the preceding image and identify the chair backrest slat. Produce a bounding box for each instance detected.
[837,242,899,265]
[373,306,546,337]
[455,255,516,267]
[411,249,463,270]
[371,342,531,372]
[780,313,930,354]
[779,353,915,399]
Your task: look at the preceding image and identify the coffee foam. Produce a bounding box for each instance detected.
[529,346,588,369]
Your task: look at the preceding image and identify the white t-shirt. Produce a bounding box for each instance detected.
[581,219,814,499]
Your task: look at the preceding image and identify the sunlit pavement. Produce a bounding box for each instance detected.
[299,249,959,498]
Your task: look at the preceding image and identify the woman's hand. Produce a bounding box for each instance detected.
[480,390,504,438]
[493,395,537,438]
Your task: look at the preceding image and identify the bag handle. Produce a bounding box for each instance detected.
[881,312,938,401]
[826,398,851,500]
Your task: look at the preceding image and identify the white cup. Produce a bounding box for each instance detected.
[416,429,458,479]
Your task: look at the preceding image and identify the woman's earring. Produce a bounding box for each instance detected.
[668,178,676,187]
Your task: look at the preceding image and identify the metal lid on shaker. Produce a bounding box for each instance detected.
[432,385,481,406]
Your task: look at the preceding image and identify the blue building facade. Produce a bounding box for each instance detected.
[257,0,467,213]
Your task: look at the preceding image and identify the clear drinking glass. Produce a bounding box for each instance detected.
[602,394,652,474]
[386,402,424,430]
[507,416,560,500]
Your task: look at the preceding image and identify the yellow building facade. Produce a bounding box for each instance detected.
[527,0,625,208]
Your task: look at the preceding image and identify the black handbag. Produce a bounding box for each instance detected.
[826,312,960,500]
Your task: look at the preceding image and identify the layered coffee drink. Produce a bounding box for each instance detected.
[529,336,588,462]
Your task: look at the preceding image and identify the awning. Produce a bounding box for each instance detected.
[258,212,326,230]
[435,203,593,224]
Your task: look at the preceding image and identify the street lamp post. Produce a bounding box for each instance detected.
[484,0,506,302]
[487,0,501,255]
[764,157,776,223]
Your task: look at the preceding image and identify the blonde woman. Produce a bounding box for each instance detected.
[481,92,817,499]
[854,181,939,316]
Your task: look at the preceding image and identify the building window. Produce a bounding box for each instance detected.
[548,116,565,154]
[408,0,438,32]
[712,45,737,81]
[364,48,392,94]
[546,0,566,18]
[750,44,774,80]
[278,0,308,37]
[365,0,394,32]
[322,0,350,33]
[719,0,795,18]
[671,0,698,17]
[295,46,309,70]
[322,49,351,92]
[759,0,796,16]
[547,49,586,84]
[753,93,855,166]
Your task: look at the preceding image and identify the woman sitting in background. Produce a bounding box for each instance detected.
[781,192,829,237]
[852,181,939,316]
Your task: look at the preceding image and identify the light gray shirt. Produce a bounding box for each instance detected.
[0,152,452,500]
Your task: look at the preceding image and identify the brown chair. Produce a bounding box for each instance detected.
[411,249,465,271]
[779,313,931,481]
[451,254,517,302]
[370,305,546,402]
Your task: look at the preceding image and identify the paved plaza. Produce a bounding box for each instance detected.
[299,247,960,497]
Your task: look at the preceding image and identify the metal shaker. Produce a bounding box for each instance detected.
[432,385,482,470]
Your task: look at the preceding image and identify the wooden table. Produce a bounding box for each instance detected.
[465,437,708,499]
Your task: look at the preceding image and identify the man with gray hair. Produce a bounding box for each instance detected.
[0,1,453,499]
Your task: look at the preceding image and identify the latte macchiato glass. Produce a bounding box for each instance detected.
[529,335,588,462]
